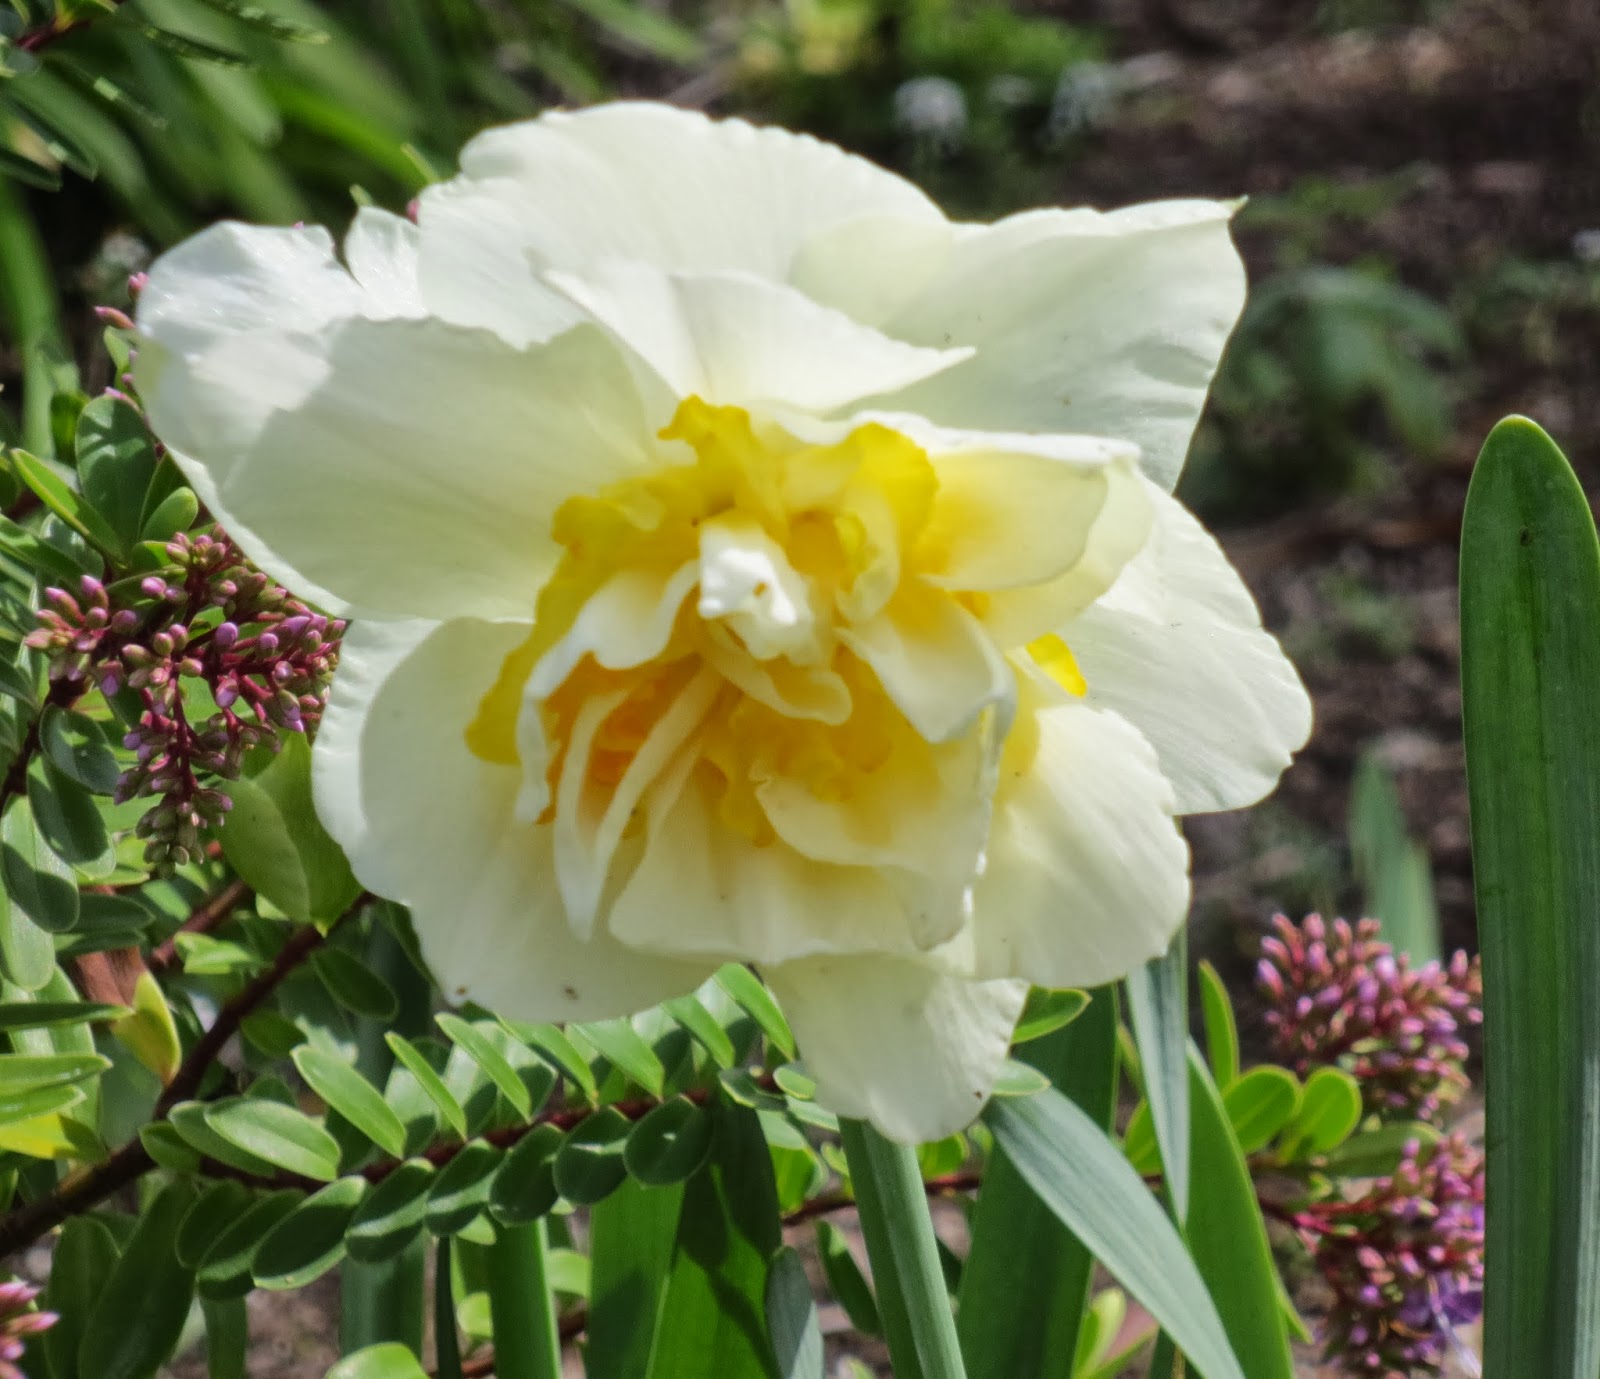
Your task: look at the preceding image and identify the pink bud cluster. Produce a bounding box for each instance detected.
[0,1279,54,1379]
[1291,1132,1484,1376]
[26,530,343,869]
[1256,914,1481,1122]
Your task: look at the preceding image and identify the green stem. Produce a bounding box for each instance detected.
[434,1237,463,1379]
[484,1220,563,1379]
[840,1119,968,1379]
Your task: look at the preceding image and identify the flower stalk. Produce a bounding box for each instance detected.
[839,1118,968,1379]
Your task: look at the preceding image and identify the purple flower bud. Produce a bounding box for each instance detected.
[139,576,167,599]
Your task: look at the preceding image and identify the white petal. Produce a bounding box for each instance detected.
[962,676,1190,988]
[414,103,945,346]
[839,583,1013,743]
[765,956,1027,1143]
[788,212,954,327]
[698,515,820,662]
[608,779,916,964]
[529,562,701,698]
[1063,484,1311,813]
[139,315,656,622]
[313,618,714,1019]
[878,200,1246,490]
[546,263,969,414]
[756,724,996,950]
[343,207,426,318]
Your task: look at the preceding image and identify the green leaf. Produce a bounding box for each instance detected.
[0,146,60,191]
[716,964,795,1060]
[1460,414,1600,1379]
[205,1097,342,1181]
[1278,1066,1363,1161]
[139,486,199,544]
[327,1343,429,1379]
[1196,961,1239,1090]
[169,1101,282,1176]
[8,450,121,552]
[1013,987,1090,1044]
[78,1179,197,1379]
[74,394,156,558]
[664,994,737,1068]
[425,1140,502,1236]
[385,1033,467,1140]
[553,1105,631,1205]
[218,734,359,922]
[39,707,120,794]
[252,1176,368,1289]
[3,796,78,933]
[985,1086,1246,1379]
[190,0,328,40]
[816,1220,880,1337]
[1349,751,1441,963]
[580,1016,667,1098]
[200,1297,247,1379]
[1322,1122,1439,1178]
[1221,1065,1302,1156]
[176,1181,255,1269]
[27,756,111,869]
[437,1013,532,1118]
[643,1098,781,1379]
[44,1215,119,1379]
[347,1160,436,1262]
[196,1190,305,1300]
[0,872,54,991]
[489,1123,564,1226]
[0,999,125,1031]
[140,1120,201,1173]
[0,1050,108,1092]
[516,1021,598,1101]
[1124,933,1189,1222]
[311,946,398,1021]
[960,987,1117,1379]
[1184,1047,1295,1378]
[134,24,248,65]
[624,1095,713,1186]
[768,1247,824,1379]
[586,1175,686,1379]
[294,1045,408,1159]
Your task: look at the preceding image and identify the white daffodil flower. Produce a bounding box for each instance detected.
[134,101,1311,1144]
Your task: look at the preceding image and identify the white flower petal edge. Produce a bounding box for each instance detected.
[1063,481,1313,814]
[764,956,1027,1146]
[414,101,946,347]
[314,618,716,1019]
[878,200,1247,491]
[138,298,660,622]
[958,669,1191,988]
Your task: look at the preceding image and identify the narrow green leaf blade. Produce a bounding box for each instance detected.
[586,1175,686,1379]
[985,1087,1246,1379]
[294,1045,408,1159]
[960,986,1117,1379]
[767,1247,824,1379]
[204,1097,341,1181]
[1184,1047,1295,1378]
[1460,415,1600,1377]
[1124,932,1189,1222]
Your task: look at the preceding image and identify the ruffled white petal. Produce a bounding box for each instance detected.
[343,208,426,318]
[414,103,945,347]
[1063,484,1312,813]
[788,212,954,327]
[139,314,657,623]
[960,671,1190,988]
[313,618,714,1019]
[764,956,1028,1144]
[878,200,1246,491]
[608,779,916,964]
[546,263,969,414]
[839,583,1013,743]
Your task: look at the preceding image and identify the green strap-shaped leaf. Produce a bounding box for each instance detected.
[386,1033,468,1140]
[767,1247,824,1379]
[1348,751,1441,963]
[643,1098,781,1379]
[1184,1047,1295,1378]
[1196,960,1240,1090]
[1460,415,1600,1377]
[587,1175,687,1379]
[44,1215,120,1379]
[985,1086,1245,1379]
[200,1296,247,1379]
[1123,932,1189,1222]
[77,1179,197,1379]
[959,986,1117,1379]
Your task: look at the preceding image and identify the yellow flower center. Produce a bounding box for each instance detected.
[467,397,1084,843]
